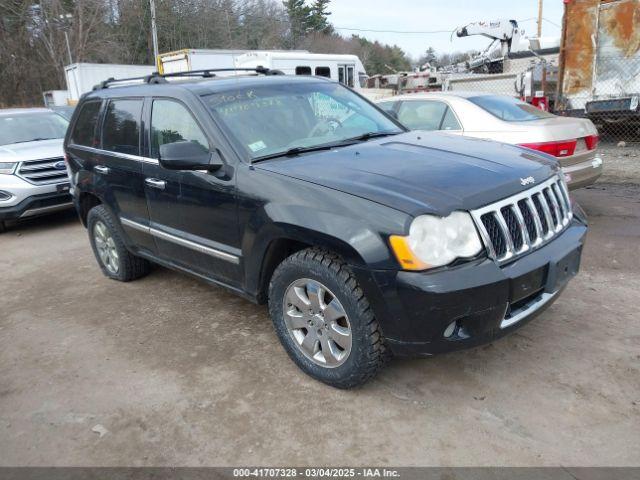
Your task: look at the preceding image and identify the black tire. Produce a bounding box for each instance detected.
[87,205,151,282]
[0,221,5,233]
[268,247,390,389]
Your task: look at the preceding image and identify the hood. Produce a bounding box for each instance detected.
[0,138,65,163]
[256,132,558,216]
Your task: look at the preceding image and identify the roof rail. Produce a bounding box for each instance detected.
[92,66,285,91]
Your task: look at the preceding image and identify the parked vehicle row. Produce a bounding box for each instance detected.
[60,71,587,388]
[376,92,603,190]
[0,108,74,232]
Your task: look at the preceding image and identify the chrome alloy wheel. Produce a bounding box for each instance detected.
[282,278,352,368]
[93,220,120,275]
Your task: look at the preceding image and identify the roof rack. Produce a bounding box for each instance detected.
[92,66,285,91]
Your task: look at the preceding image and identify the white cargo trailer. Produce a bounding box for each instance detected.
[64,63,156,102]
[234,51,368,90]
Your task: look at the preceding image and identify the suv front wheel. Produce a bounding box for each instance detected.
[269,248,389,388]
[87,205,151,282]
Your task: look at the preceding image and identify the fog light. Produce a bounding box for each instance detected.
[0,190,12,201]
[443,320,457,338]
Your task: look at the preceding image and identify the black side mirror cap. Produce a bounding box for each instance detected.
[159,141,223,171]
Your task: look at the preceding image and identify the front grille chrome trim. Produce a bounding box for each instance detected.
[17,157,69,185]
[471,175,572,265]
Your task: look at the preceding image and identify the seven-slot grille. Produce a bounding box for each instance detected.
[470,175,572,264]
[17,157,68,185]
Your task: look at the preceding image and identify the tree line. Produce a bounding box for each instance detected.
[0,0,414,107]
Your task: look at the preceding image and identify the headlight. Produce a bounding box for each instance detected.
[389,211,483,270]
[0,162,16,175]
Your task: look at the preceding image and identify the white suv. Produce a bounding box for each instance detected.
[0,108,73,232]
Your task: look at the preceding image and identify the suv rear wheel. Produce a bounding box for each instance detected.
[87,205,151,282]
[269,248,389,388]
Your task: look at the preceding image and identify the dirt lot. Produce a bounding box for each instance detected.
[1,148,639,467]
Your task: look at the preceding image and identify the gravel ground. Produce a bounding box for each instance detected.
[598,141,640,184]
[0,152,638,467]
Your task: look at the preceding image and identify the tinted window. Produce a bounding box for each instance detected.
[441,107,462,130]
[204,82,402,160]
[150,100,209,158]
[102,99,142,155]
[295,66,312,75]
[468,95,555,122]
[70,102,101,147]
[397,100,447,131]
[315,67,330,78]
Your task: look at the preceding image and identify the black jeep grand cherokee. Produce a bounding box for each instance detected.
[64,72,587,388]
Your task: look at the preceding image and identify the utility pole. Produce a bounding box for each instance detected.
[537,0,543,38]
[149,0,159,70]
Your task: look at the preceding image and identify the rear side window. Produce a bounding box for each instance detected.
[468,95,554,122]
[441,107,462,130]
[150,99,209,158]
[397,100,447,131]
[71,101,101,146]
[101,99,143,155]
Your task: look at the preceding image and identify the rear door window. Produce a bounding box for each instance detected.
[377,101,398,114]
[150,99,210,159]
[70,101,102,147]
[295,66,312,75]
[440,107,462,131]
[101,99,143,156]
[397,100,447,131]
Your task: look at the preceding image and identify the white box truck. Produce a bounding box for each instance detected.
[157,49,259,75]
[64,63,156,102]
[42,90,70,107]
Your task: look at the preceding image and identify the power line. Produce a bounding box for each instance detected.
[334,26,454,34]
[333,17,562,35]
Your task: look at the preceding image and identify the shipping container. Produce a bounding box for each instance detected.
[557,0,640,127]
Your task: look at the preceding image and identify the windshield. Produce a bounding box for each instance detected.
[0,113,69,146]
[468,95,555,122]
[203,81,403,160]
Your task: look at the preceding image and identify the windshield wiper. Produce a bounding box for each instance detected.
[10,137,58,144]
[252,144,338,162]
[341,131,402,143]
[251,131,403,163]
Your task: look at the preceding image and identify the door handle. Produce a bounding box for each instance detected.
[94,165,110,174]
[145,178,166,190]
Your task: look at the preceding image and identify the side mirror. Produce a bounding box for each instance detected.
[159,141,223,171]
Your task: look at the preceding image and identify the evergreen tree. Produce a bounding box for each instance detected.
[309,0,332,33]
[283,0,312,48]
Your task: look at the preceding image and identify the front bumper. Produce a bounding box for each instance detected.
[0,173,72,221]
[357,218,587,357]
[0,191,73,221]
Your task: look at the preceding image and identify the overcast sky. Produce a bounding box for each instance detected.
[328,0,564,59]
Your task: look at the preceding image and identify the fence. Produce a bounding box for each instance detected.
[435,53,640,142]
